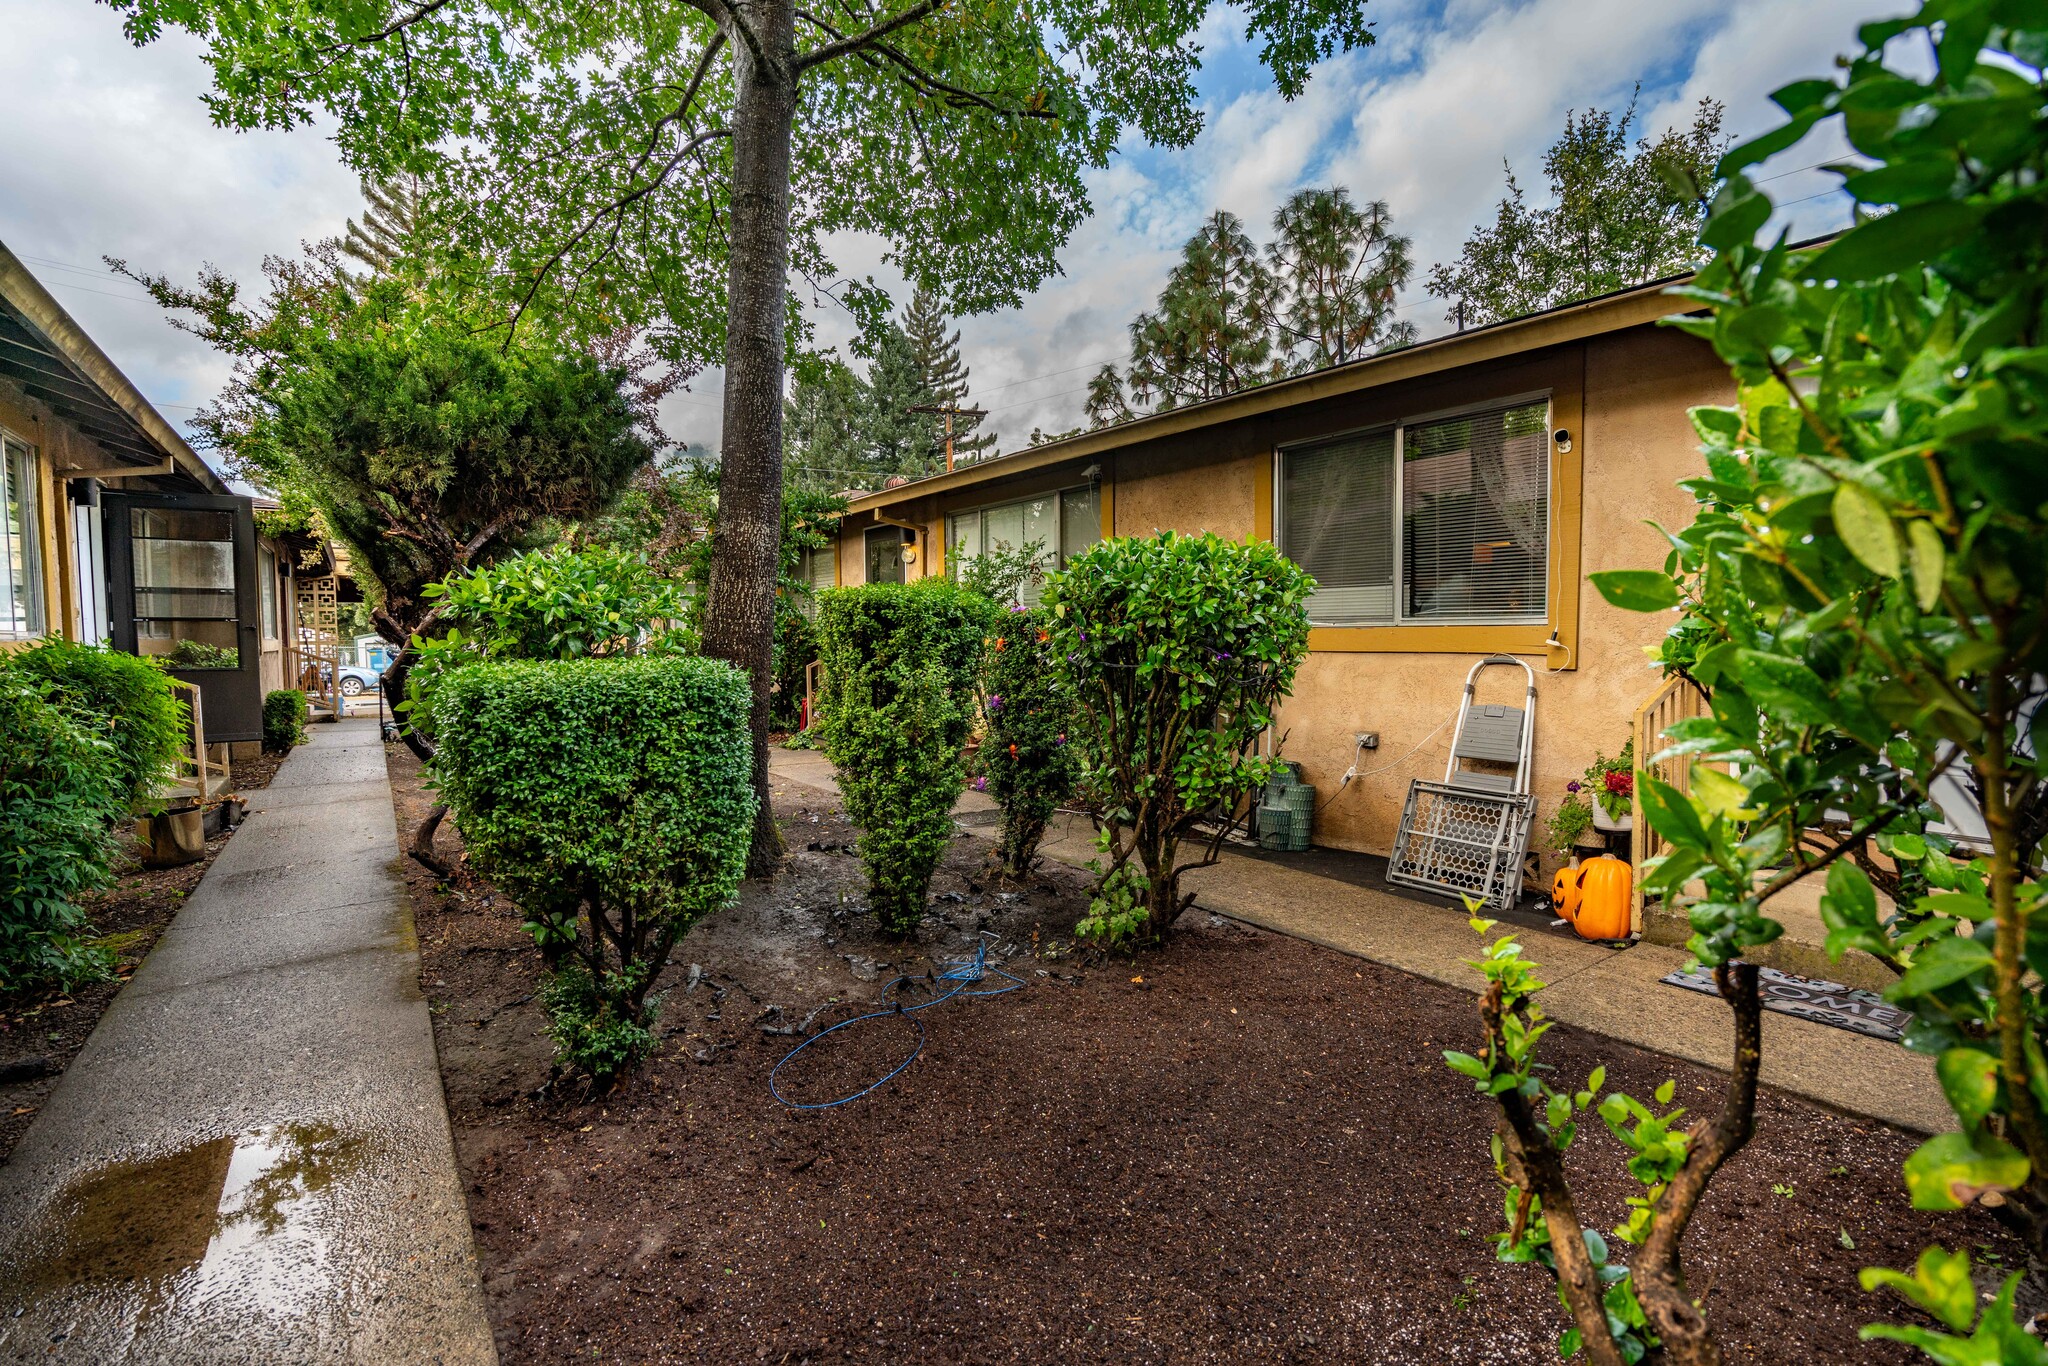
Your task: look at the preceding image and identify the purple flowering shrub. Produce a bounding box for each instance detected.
[975,608,1079,876]
[1046,531,1312,945]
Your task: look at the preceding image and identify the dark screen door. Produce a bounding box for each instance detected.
[103,490,262,744]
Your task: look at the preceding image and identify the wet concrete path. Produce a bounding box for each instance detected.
[0,719,495,1364]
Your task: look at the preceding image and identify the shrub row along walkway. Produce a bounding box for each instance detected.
[768,749,1949,1136]
[0,719,495,1364]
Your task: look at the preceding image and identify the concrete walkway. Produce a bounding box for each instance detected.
[769,748,1950,1136]
[0,719,495,1365]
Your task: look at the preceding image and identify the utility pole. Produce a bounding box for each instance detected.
[906,403,988,473]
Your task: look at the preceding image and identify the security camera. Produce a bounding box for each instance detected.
[1552,427,1572,454]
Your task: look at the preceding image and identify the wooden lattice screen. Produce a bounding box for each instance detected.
[1629,674,1710,932]
[293,574,341,715]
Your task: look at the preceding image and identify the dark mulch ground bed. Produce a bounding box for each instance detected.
[388,743,2019,1365]
[0,747,286,1162]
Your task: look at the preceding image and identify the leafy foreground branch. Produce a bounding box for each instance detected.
[1448,923,1760,1366]
[1454,1,2048,1358]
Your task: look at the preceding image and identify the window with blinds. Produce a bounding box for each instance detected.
[1280,398,1549,627]
[946,484,1101,604]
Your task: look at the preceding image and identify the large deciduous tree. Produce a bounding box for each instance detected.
[105,0,1381,876]
[1426,93,1727,328]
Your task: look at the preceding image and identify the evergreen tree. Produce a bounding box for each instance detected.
[1426,93,1727,327]
[341,174,426,281]
[783,352,869,492]
[860,322,945,479]
[1267,188,1416,369]
[901,287,996,464]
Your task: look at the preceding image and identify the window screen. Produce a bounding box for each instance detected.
[1403,402,1548,622]
[1,435,43,637]
[1060,485,1100,562]
[1282,428,1396,625]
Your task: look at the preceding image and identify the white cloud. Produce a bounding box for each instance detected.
[0,0,1892,459]
[0,3,363,468]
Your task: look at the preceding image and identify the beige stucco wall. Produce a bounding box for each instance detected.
[832,322,1730,877]
[1267,325,1723,862]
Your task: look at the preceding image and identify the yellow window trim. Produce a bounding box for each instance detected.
[1252,358,1584,667]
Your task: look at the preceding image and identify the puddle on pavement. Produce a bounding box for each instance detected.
[0,1123,370,1342]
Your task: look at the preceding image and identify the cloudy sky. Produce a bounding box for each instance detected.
[0,0,1882,467]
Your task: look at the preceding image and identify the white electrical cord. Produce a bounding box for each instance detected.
[1315,717,1454,813]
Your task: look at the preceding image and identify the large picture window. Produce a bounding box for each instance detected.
[946,484,1101,605]
[1280,398,1550,628]
[1,432,45,638]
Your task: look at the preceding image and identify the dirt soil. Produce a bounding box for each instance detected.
[390,743,2020,1365]
[0,748,286,1162]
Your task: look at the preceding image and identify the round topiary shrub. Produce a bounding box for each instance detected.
[431,654,755,1079]
[4,638,186,812]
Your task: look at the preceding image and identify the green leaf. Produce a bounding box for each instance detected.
[1895,935,1995,995]
[1858,1246,1978,1332]
[1807,201,1987,282]
[1907,519,1946,611]
[1832,481,1900,578]
[1444,1050,1491,1081]
[1638,776,1711,852]
[1903,1131,2029,1211]
[1688,765,1755,819]
[1587,570,1680,613]
[1935,1048,2000,1130]
[1722,650,1832,729]
[1654,1080,1676,1105]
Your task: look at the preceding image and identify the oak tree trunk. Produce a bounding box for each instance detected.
[700,0,798,880]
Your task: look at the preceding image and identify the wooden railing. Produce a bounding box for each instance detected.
[161,677,230,804]
[1630,674,1709,931]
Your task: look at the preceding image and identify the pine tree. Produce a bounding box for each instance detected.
[341,175,427,281]
[1268,188,1416,369]
[1092,211,1282,422]
[783,353,870,493]
[860,322,945,480]
[901,287,996,464]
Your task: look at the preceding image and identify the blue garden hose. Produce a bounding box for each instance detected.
[769,935,1024,1110]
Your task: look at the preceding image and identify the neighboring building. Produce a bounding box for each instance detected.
[0,241,346,754]
[828,277,1729,871]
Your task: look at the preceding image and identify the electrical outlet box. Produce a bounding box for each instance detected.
[1356,731,1380,750]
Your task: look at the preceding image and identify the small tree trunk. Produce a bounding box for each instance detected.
[1143,826,1180,942]
[409,802,451,876]
[699,0,797,881]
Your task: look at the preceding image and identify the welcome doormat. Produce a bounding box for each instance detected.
[1660,963,1910,1042]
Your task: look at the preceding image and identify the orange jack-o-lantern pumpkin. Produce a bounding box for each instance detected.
[1567,854,1633,941]
[1551,865,1582,921]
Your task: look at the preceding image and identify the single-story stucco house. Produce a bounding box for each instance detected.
[821,277,1729,905]
[0,241,346,760]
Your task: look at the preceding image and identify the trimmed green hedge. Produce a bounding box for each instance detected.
[815,578,993,935]
[0,676,121,994]
[4,639,185,812]
[264,689,309,752]
[432,655,755,1077]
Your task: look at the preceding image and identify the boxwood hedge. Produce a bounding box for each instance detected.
[432,654,755,1077]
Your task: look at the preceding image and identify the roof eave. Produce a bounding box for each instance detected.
[0,240,228,495]
[844,274,1699,516]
